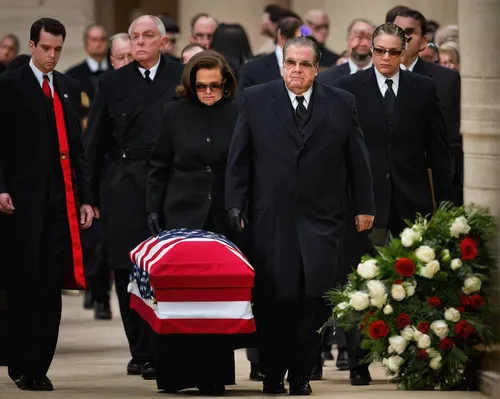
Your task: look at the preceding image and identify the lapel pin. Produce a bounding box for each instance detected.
[64,93,68,98]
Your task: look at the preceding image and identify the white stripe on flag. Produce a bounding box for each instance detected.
[156,301,254,320]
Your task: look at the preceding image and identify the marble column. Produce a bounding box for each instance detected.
[291,0,458,55]
[458,0,500,397]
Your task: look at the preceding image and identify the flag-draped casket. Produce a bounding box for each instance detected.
[129,229,256,335]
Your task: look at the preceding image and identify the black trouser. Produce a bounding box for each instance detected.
[82,219,111,302]
[254,297,329,381]
[7,172,69,379]
[114,269,153,365]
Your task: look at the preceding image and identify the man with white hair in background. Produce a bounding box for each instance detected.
[84,15,183,380]
[109,33,133,69]
[304,9,339,69]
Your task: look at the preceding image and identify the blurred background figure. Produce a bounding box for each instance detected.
[335,50,349,65]
[109,33,133,70]
[157,13,181,62]
[180,43,206,64]
[385,4,409,23]
[0,33,20,74]
[257,3,301,55]
[189,12,218,49]
[210,23,253,77]
[439,41,460,71]
[435,24,459,45]
[420,42,439,63]
[426,19,440,42]
[304,9,338,69]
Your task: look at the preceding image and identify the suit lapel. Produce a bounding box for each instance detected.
[362,68,389,133]
[53,72,74,123]
[412,57,430,77]
[301,82,328,145]
[392,70,413,134]
[273,82,301,144]
[17,64,47,124]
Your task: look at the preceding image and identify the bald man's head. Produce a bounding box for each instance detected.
[305,9,329,44]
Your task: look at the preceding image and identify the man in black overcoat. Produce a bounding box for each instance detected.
[84,15,183,378]
[0,18,94,391]
[225,36,374,395]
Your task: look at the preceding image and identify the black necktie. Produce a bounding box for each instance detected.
[295,96,307,128]
[384,79,396,116]
[144,70,152,85]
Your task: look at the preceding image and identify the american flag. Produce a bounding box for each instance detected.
[129,229,256,335]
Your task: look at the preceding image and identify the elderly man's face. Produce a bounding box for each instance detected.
[130,17,166,64]
[347,21,374,62]
[307,13,329,45]
[111,38,133,69]
[282,45,318,95]
[0,36,17,64]
[190,17,217,48]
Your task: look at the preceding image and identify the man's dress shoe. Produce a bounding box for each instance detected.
[17,376,54,391]
[289,379,312,396]
[94,300,112,320]
[263,379,287,394]
[250,362,264,381]
[349,368,372,386]
[336,347,349,371]
[127,360,143,375]
[142,362,156,380]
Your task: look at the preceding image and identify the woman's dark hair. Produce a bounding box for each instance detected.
[30,18,66,45]
[210,23,253,66]
[177,50,237,102]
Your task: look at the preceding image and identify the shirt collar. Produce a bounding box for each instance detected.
[400,56,419,72]
[29,57,53,83]
[86,57,108,73]
[275,45,283,69]
[374,66,400,90]
[348,58,373,74]
[286,83,313,109]
[137,55,161,80]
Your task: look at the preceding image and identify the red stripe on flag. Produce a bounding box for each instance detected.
[154,287,251,302]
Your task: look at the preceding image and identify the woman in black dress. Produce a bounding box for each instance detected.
[146,50,240,395]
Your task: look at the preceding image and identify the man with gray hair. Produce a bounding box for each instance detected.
[304,9,339,68]
[85,14,183,379]
[226,36,374,395]
[0,33,20,73]
[109,33,133,69]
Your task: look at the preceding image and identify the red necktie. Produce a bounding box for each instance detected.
[42,75,52,100]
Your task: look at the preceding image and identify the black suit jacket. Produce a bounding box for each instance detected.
[317,62,350,86]
[236,52,281,103]
[147,98,238,237]
[335,68,455,228]
[65,60,105,103]
[84,57,183,270]
[226,79,374,300]
[318,45,339,70]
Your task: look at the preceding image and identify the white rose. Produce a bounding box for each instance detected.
[383,305,394,315]
[420,260,441,279]
[387,355,405,373]
[417,334,431,349]
[401,227,420,247]
[444,307,461,323]
[357,259,380,279]
[335,302,349,318]
[413,330,423,341]
[463,276,482,294]
[430,320,449,339]
[391,284,407,301]
[370,294,388,309]
[450,216,471,238]
[415,246,436,263]
[349,292,370,311]
[389,335,408,354]
[382,357,389,366]
[451,258,463,271]
[403,282,416,297]
[426,348,440,358]
[401,326,416,341]
[429,356,443,370]
[441,249,451,262]
[387,345,395,354]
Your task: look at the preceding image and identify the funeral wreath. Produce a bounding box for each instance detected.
[324,202,498,390]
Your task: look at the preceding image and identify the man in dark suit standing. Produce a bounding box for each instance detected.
[394,9,463,204]
[0,18,94,391]
[236,17,302,101]
[317,18,376,86]
[226,36,374,395]
[85,15,183,379]
[304,10,339,69]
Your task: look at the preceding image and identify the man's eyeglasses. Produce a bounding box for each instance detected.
[194,33,213,41]
[372,47,403,57]
[284,58,317,70]
[195,82,224,92]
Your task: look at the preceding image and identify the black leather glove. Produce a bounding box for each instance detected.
[227,208,249,232]
[148,213,163,236]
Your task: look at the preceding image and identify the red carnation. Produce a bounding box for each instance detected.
[457,306,466,313]
[394,258,416,277]
[439,338,455,351]
[369,320,389,339]
[397,314,411,329]
[455,320,475,338]
[461,294,471,307]
[428,296,442,308]
[460,237,478,261]
[470,294,485,309]
[418,321,430,334]
[418,349,428,359]
[395,279,403,284]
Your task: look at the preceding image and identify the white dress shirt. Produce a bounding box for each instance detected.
[29,58,54,96]
[86,56,109,72]
[137,56,161,81]
[286,84,313,110]
[348,58,373,74]
[374,66,400,97]
[275,45,283,69]
[400,56,419,72]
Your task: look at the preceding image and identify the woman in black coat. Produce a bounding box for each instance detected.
[146,50,240,395]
